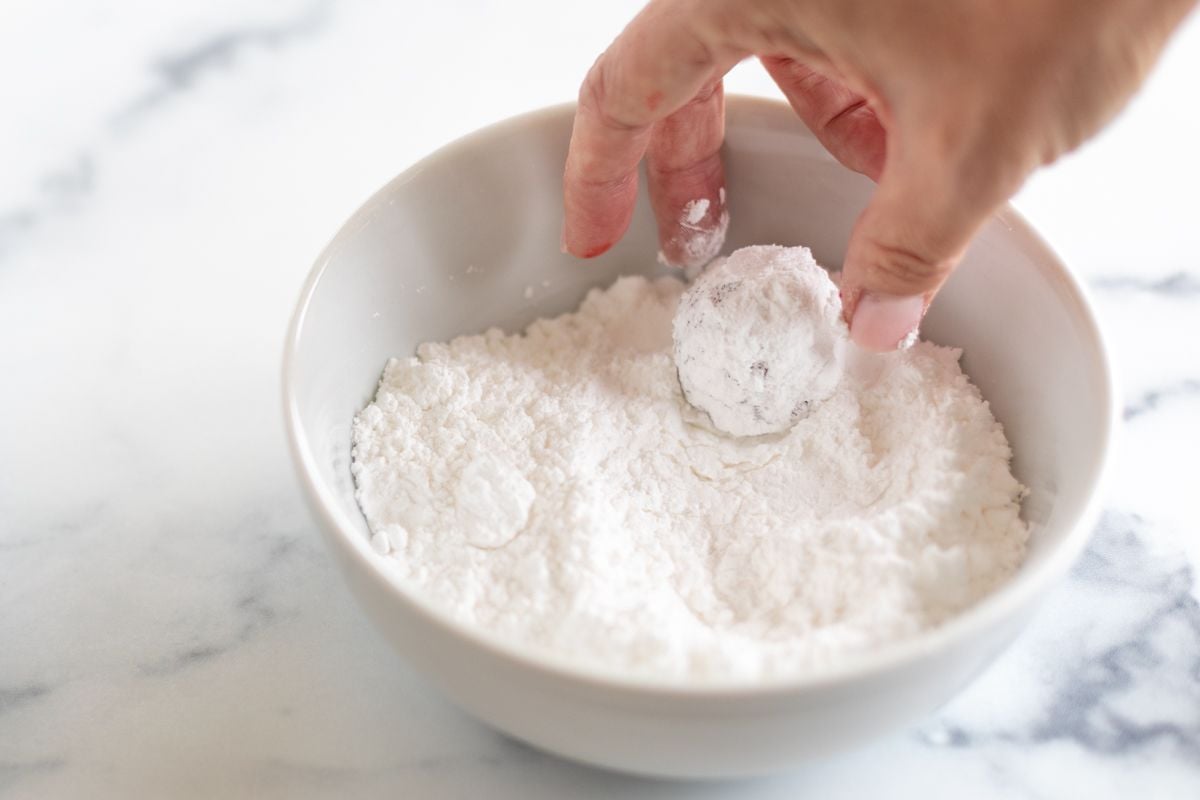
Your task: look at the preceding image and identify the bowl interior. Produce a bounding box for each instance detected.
[286,97,1112,682]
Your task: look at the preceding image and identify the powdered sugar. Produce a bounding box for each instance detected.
[674,245,848,436]
[682,198,710,226]
[657,195,729,270]
[351,271,1029,681]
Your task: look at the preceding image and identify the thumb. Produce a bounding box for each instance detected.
[840,151,997,352]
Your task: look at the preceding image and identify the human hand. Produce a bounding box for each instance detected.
[562,0,1196,350]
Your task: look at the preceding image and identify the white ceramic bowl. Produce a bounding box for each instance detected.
[283,96,1115,779]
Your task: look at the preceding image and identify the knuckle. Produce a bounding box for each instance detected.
[578,58,642,132]
[685,79,722,108]
[864,239,953,289]
[646,149,722,182]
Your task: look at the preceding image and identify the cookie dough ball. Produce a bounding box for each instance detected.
[672,245,848,436]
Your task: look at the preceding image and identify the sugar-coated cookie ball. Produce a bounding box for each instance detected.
[673,245,848,436]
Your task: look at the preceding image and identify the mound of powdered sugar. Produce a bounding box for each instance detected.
[674,245,848,436]
[351,270,1029,681]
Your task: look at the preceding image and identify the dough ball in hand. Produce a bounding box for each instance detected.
[672,245,849,437]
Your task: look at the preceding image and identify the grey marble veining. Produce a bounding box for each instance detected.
[1092,272,1200,297]
[0,155,95,260]
[2,1,1198,797]
[1014,511,1197,757]
[116,0,331,122]
[1,0,332,264]
[1125,380,1200,421]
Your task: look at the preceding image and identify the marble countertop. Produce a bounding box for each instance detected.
[2,1,1198,797]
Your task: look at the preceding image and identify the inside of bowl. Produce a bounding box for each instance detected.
[290,97,1110,583]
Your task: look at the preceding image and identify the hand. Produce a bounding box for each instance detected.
[562,0,1196,350]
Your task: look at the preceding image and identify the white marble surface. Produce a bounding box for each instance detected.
[2,1,1198,796]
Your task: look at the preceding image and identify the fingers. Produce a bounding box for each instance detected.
[763,53,952,353]
[839,142,1000,351]
[761,56,886,181]
[646,80,728,269]
[562,0,736,260]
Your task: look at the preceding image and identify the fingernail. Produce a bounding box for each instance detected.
[850,293,926,352]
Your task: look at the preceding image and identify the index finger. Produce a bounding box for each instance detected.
[562,0,738,259]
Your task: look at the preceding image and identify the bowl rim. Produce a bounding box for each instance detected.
[282,94,1118,698]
